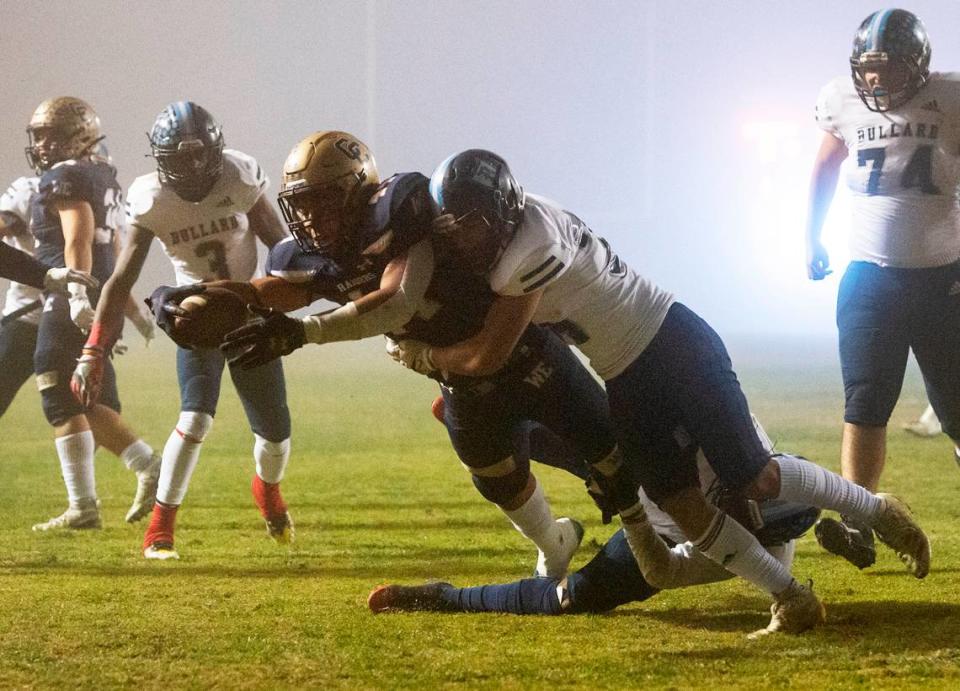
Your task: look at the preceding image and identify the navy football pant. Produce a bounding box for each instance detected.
[0,318,37,418]
[177,346,291,442]
[838,260,960,439]
[606,303,770,506]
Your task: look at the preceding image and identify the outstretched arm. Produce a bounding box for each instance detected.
[805,133,848,281]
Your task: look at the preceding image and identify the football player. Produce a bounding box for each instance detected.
[71,101,294,560]
[371,414,818,636]
[25,97,160,531]
[160,131,625,578]
[805,9,960,568]
[387,148,931,636]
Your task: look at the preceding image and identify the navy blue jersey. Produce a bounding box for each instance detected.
[266,172,432,304]
[30,158,121,287]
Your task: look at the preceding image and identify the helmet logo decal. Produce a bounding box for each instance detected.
[336,138,364,162]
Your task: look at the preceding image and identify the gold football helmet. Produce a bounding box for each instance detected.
[25,97,102,172]
[278,131,379,255]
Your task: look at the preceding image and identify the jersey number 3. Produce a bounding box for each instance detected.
[858,145,941,195]
[195,240,230,280]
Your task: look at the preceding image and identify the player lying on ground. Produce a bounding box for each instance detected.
[71,101,294,560]
[371,406,818,636]
[387,148,930,636]
[146,131,624,578]
[24,97,160,531]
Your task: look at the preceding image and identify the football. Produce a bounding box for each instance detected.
[171,287,250,349]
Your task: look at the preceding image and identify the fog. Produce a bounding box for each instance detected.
[3,1,959,336]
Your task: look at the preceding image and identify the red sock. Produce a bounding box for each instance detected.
[252,475,287,518]
[143,502,178,549]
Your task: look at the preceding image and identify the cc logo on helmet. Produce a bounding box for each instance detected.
[335,138,364,162]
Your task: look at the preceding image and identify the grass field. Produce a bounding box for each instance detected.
[0,337,958,689]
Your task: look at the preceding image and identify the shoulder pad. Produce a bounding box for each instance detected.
[0,176,39,222]
[815,77,847,135]
[125,173,162,229]
[358,172,431,259]
[39,161,96,203]
[490,198,572,296]
[266,237,338,285]
[223,149,268,211]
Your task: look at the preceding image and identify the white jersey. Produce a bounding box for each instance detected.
[126,149,268,285]
[816,72,960,268]
[489,194,674,380]
[0,176,41,325]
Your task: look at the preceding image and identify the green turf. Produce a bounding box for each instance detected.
[0,338,957,689]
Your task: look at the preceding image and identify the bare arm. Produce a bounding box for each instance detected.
[805,133,848,280]
[430,290,543,377]
[247,195,288,249]
[0,211,26,238]
[90,224,155,346]
[58,200,95,271]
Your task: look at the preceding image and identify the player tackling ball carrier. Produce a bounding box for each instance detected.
[71,102,294,559]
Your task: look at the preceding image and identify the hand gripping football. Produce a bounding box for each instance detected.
[171,287,251,349]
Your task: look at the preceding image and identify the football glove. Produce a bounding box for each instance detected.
[385,337,437,376]
[70,345,106,408]
[221,305,306,370]
[145,284,206,348]
[68,284,95,333]
[43,266,99,293]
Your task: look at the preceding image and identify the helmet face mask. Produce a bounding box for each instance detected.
[429,149,525,274]
[850,9,931,112]
[278,131,379,257]
[25,97,102,173]
[149,102,224,203]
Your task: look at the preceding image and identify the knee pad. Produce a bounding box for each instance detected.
[37,371,82,426]
[254,434,290,484]
[467,455,530,506]
[176,411,214,443]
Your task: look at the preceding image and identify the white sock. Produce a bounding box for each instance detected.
[55,431,96,507]
[694,511,795,596]
[254,435,290,484]
[502,479,560,555]
[157,412,213,506]
[775,454,882,524]
[120,439,154,473]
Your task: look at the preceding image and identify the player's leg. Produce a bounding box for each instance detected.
[83,359,160,523]
[607,304,824,634]
[143,347,223,559]
[0,319,38,418]
[817,262,912,567]
[228,357,293,543]
[911,260,960,467]
[32,300,100,530]
[442,384,579,578]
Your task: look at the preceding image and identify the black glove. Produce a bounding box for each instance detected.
[586,457,640,524]
[585,476,617,525]
[145,284,206,342]
[220,305,306,370]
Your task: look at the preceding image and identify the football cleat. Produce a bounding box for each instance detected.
[535,517,584,579]
[814,516,876,570]
[32,498,102,532]
[264,511,295,545]
[126,452,161,523]
[368,582,455,613]
[144,542,180,561]
[872,493,931,579]
[902,405,941,438]
[748,579,826,639]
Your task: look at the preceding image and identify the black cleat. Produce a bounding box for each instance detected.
[368,582,456,613]
[814,516,876,569]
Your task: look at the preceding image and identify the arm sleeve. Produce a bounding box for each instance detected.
[0,241,48,288]
[301,239,435,343]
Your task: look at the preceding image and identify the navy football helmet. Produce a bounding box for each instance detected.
[850,9,931,112]
[149,101,224,202]
[428,150,524,274]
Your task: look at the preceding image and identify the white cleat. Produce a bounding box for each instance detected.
[902,405,941,438]
[126,452,161,523]
[535,517,584,578]
[143,542,180,561]
[32,498,102,532]
[873,493,931,579]
[748,579,826,639]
